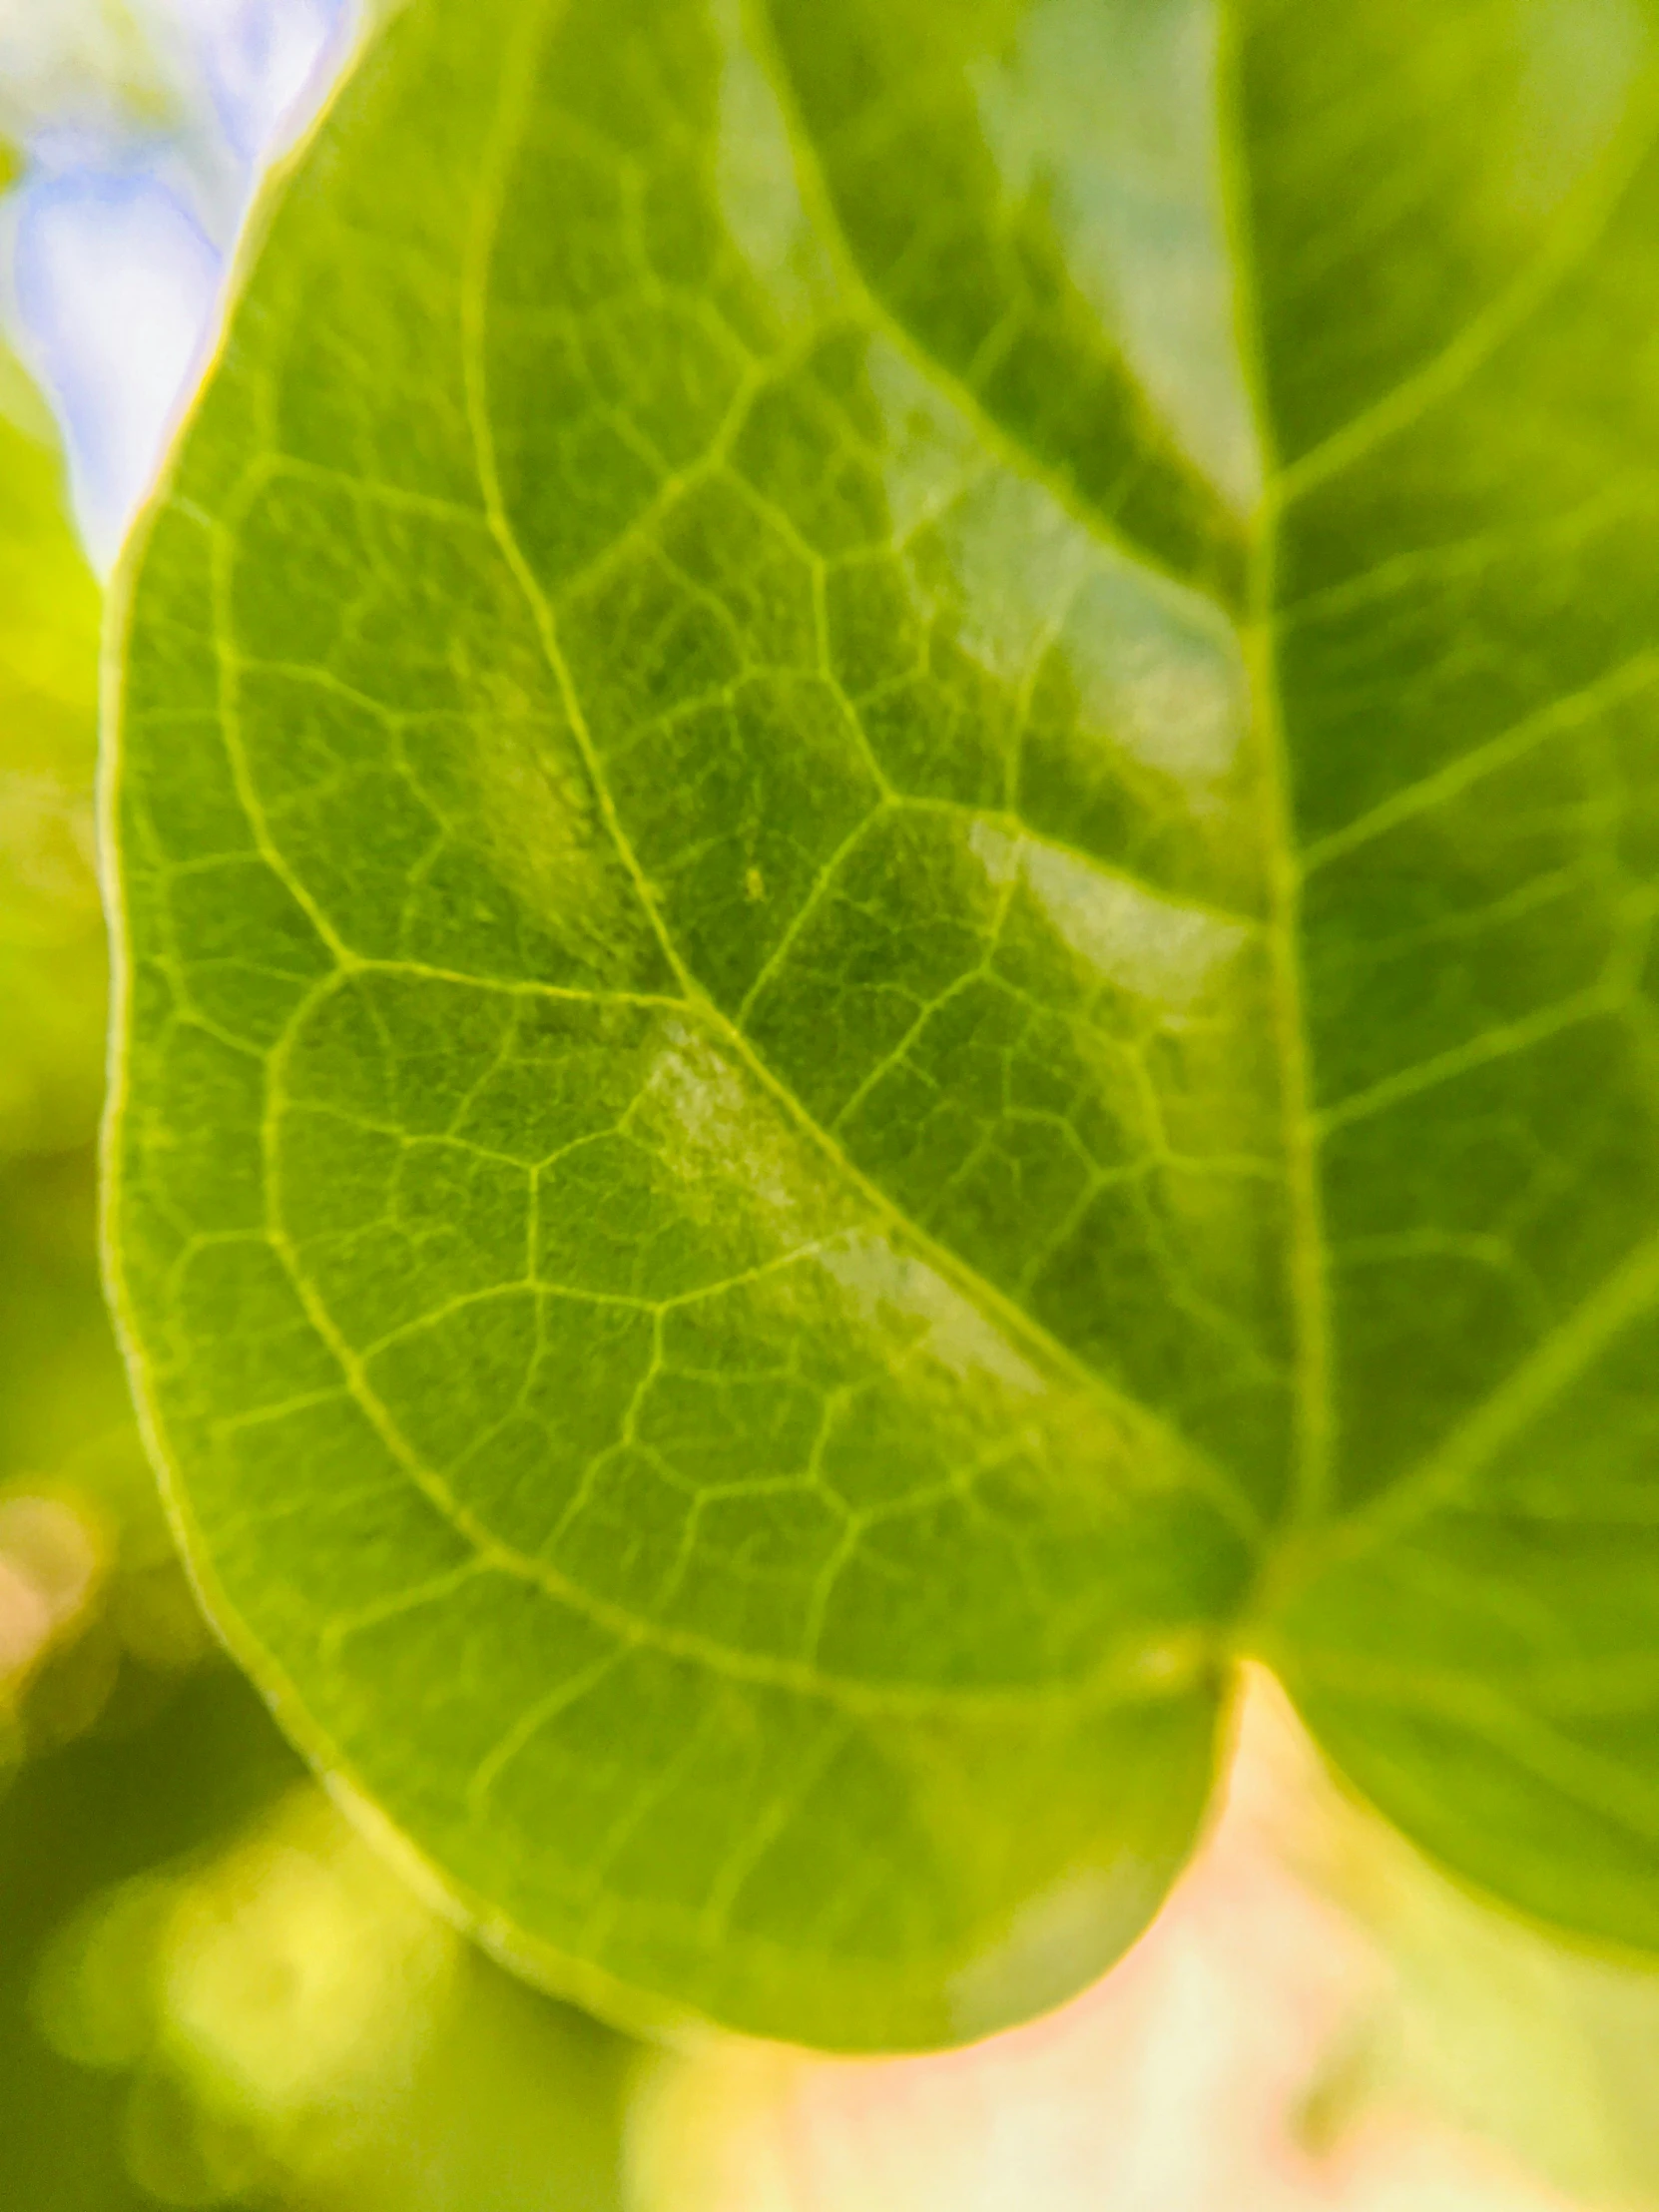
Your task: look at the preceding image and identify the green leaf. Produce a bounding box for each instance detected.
[106,0,1659,2049]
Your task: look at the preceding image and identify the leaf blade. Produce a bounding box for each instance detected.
[107,0,1659,2048]
[106,0,1270,2046]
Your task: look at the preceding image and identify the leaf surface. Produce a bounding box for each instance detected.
[107,0,1659,2046]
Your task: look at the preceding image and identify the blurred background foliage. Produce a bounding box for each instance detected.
[4,5,1659,2209]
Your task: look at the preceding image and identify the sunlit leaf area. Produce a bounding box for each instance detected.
[4,0,1659,2204]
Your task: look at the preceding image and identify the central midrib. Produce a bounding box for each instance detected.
[1208,0,1336,1536]
[1203,7,1659,1555]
